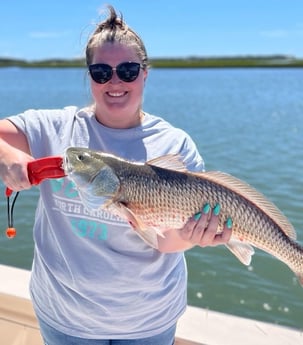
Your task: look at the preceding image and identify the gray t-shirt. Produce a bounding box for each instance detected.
[9,106,204,339]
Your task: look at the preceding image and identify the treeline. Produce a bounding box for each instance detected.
[151,55,303,68]
[0,55,303,68]
[0,58,85,68]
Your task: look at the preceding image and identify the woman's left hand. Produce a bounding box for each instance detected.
[179,203,232,247]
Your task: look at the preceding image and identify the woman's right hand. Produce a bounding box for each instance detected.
[0,141,34,191]
[0,119,34,191]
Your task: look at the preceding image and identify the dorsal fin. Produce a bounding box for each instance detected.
[147,154,187,172]
[194,170,296,240]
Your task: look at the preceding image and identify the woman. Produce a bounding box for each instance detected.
[0,6,232,345]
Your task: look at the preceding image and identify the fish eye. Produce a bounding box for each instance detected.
[77,154,86,162]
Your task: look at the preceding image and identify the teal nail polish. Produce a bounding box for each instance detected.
[226,217,233,229]
[194,212,202,221]
[213,203,220,216]
[202,203,210,214]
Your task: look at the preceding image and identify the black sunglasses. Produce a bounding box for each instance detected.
[88,61,143,84]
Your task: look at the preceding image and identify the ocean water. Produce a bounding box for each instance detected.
[0,67,302,330]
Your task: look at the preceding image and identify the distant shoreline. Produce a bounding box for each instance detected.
[1,55,303,68]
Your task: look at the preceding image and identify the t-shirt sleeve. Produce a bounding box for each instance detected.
[172,129,205,172]
[8,106,78,158]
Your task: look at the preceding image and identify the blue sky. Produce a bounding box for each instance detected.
[1,0,302,61]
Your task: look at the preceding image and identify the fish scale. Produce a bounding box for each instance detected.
[122,170,204,228]
[64,147,303,286]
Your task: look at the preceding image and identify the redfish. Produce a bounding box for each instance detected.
[63,147,303,286]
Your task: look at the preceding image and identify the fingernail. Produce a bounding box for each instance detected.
[202,203,210,214]
[213,203,220,216]
[226,217,233,229]
[194,212,202,221]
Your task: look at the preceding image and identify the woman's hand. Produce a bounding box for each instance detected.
[0,119,33,191]
[0,139,34,191]
[0,146,34,191]
[157,203,232,253]
[179,203,232,247]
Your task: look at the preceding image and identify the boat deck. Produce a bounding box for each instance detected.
[0,265,302,345]
[0,292,202,345]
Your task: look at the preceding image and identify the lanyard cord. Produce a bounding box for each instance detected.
[3,156,65,238]
[6,191,19,238]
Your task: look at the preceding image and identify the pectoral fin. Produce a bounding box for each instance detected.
[113,203,164,249]
[134,228,160,249]
[225,238,255,266]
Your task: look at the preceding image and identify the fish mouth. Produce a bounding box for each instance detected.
[63,148,86,175]
[63,154,99,188]
[63,155,73,175]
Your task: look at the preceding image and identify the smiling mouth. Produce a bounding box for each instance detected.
[107,91,127,97]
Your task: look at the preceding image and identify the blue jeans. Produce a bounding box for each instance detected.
[38,317,176,345]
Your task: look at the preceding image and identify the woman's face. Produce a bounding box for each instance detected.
[90,41,148,129]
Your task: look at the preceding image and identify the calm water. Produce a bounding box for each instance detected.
[0,67,302,330]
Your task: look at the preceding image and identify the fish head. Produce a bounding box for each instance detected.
[63,147,120,200]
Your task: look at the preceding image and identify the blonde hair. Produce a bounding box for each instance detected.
[86,5,149,69]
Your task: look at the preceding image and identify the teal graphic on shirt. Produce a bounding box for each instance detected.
[49,178,109,241]
[70,218,108,240]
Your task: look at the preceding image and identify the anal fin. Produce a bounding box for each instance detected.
[225,237,255,266]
